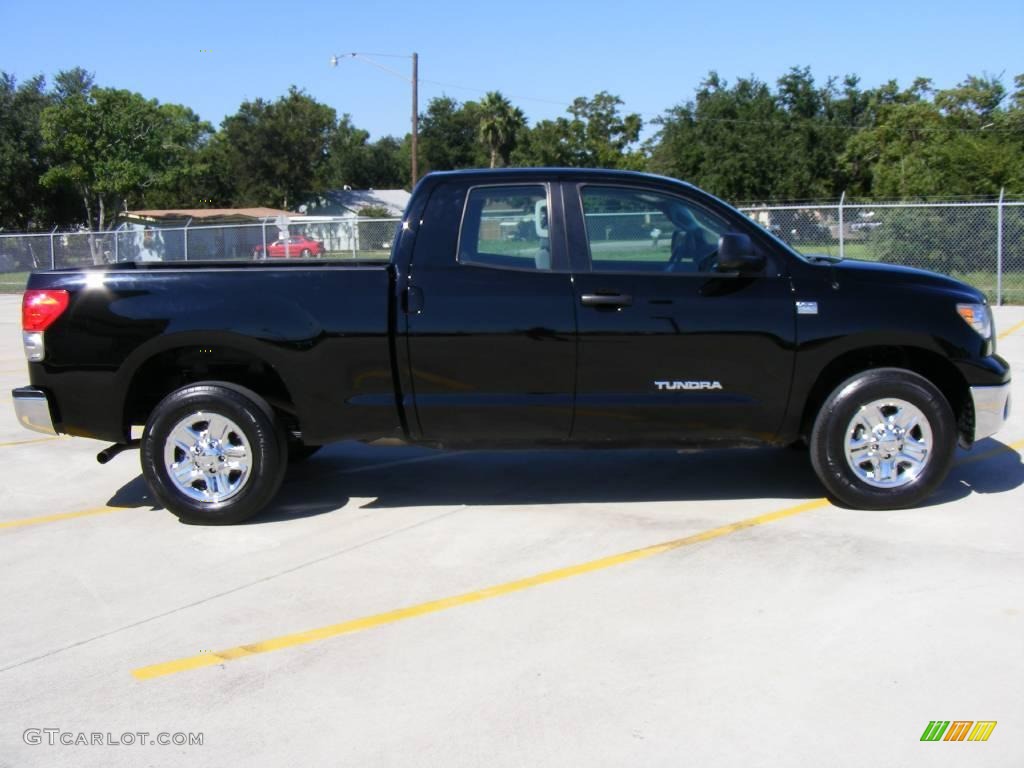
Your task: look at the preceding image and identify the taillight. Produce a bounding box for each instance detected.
[23,290,69,361]
[23,290,70,332]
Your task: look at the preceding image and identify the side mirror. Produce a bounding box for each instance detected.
[717,233,764,272]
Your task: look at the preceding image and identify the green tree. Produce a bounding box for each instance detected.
[1002,75,1024,190]
[0,68,96,231]
[648,73,787,200]
[842,76,1013,199]
[514,91,643,169]
[365,135,409,189]
[214,87,337,208]
[935,74,1006,126]
[419,96,486,171]
[136,102,217,210]
[478,91,527,167]
[52,67,94,102]
[0,73,52,230]
[514,117,579,167]
[40,85,211,260]
[567,91,644,169]
[357,204,392,218]
[647,68,1011,202]
[318,114,409,193]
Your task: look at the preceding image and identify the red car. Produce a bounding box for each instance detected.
[252,235,324,259]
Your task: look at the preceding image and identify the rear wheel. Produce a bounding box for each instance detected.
[141,383,286,524]
[300,248,311,258]
[809,368,956,509]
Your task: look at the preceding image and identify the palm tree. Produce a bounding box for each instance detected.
[478,91,527,168]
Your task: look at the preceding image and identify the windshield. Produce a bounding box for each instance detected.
[691,185,822,263]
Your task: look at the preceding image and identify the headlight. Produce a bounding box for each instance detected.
[956,303,993,339]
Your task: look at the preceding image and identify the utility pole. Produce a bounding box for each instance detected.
[411,52,418,186]
[330,51,420,186]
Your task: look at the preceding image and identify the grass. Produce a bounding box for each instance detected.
[321,250,390,261]
[0,272,28,294]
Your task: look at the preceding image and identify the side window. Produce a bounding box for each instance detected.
[460,185,552,271]
[581,186,729,273]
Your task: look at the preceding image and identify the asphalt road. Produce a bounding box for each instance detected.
[1,294,1022,767]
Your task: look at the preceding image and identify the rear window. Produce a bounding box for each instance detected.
[459,186,552,271]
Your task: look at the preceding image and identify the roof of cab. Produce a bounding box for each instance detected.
[419,167,696,190]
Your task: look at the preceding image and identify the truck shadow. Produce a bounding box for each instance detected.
[105,438,1024,524]
[928,437,1024,505]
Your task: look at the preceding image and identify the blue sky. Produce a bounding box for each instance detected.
[4,0,1022,140]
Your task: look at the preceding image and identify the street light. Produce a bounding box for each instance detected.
[330,51,419,185]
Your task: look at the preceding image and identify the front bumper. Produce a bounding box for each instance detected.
[970,382,1012,442]
[12,387,58,435]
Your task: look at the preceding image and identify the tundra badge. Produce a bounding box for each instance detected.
[654,381,723,391]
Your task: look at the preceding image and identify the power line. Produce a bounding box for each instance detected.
[333,55,1021,135]
[417,77,572,109]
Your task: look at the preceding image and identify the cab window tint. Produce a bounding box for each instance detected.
[460,186,551,271]
[581,186,728,273]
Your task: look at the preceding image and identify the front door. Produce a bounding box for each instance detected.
[565,183,795,442]
[404,181,577,442]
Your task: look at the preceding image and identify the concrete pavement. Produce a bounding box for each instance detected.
[1,295,1022,767]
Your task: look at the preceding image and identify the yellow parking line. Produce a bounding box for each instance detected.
[998,320,1024,340]
[131,498,832,680]
[0,506,128,531]
[0,436,63,448]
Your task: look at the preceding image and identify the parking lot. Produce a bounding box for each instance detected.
[1,292,1022,767]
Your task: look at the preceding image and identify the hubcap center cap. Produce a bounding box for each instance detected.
[877,428,902,455]
[193,439,223,471]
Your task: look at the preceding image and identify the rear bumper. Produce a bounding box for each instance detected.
[11,387,58,435]
[970,382,1011,442]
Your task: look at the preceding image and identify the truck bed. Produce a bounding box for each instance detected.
[24,261,403,445]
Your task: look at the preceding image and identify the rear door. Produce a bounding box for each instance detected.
[566,182,795,442]
[403,180,577,442]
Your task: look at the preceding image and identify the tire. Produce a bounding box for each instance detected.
[809,368,956,510]
[300,248,311,258]
[141,382,287,524]
[288,441,322,463]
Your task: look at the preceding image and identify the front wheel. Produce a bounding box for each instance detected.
[809,368,956,510]
[141,383,287,524]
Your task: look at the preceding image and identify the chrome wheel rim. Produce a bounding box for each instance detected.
[163,411,252,503]
[844,398,932,488]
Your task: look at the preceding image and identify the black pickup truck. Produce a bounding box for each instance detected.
[12,169,1012,523]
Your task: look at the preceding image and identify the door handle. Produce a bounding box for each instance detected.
[581,293,632,307]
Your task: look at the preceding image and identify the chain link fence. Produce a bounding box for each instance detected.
[0,216,401,292]
[2,203,1022,304]
[738,199,1024,305]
